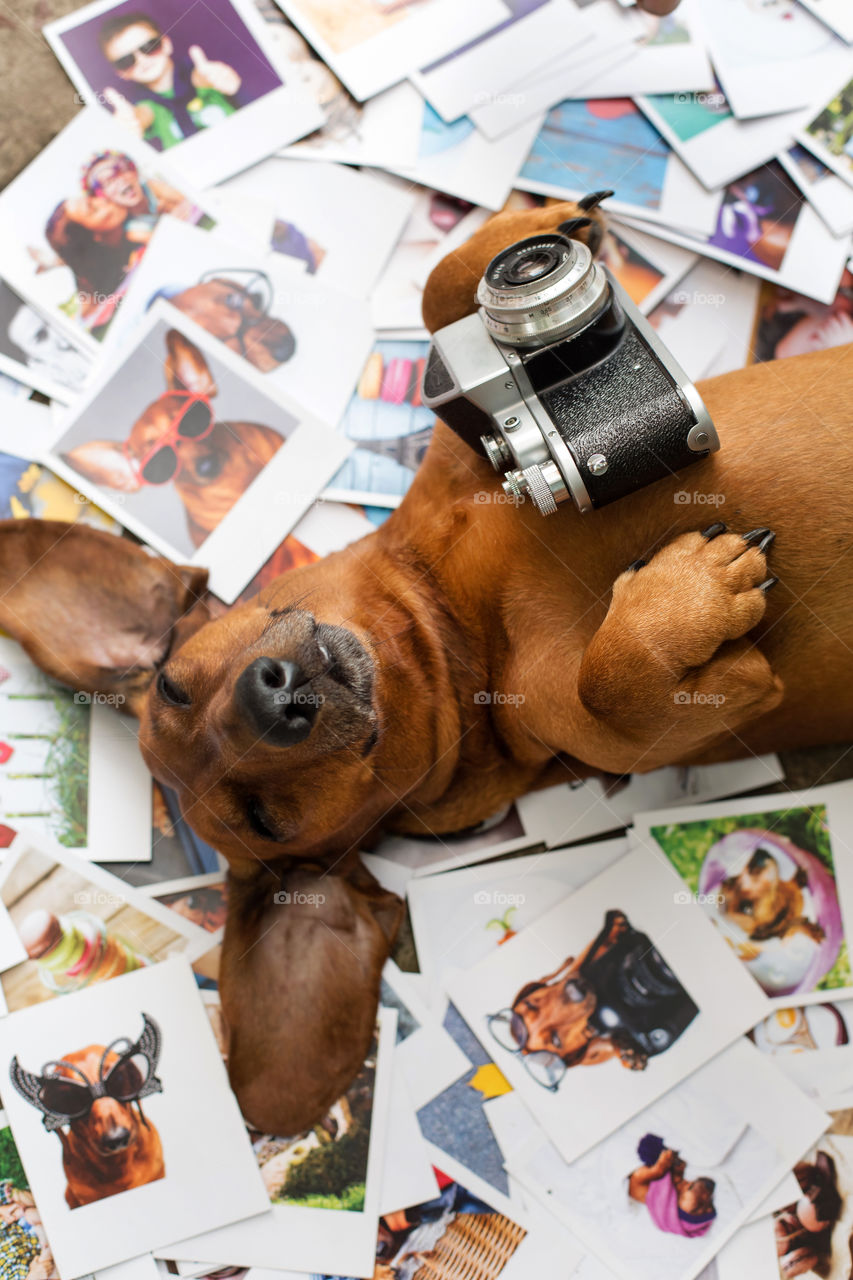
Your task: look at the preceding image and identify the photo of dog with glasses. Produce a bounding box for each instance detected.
[9,1013,164,1208]
[488,909,699,1090]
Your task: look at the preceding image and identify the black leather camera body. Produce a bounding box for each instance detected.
[422,224,719,516]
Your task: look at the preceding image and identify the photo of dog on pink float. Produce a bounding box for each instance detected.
[635,782,853,1008]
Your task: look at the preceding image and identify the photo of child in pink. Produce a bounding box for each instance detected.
[628,1133,717,1239]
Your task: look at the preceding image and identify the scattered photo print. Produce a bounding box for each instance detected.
[0,109,216,347]
[0,278,92,403]
[44,0,323,187]
[148,874,228,935]
[772,1135,853,1280]
[519,98,669,212]
[325,339,433,506]
[515,1039,827,1280]
[0,838,209,1012]
[648,802,852,1001]
[803,75,853,185]
[709,162,804,273]
[0,1109,58,1278]
[0,960,268,1277]
[750,270,853,364]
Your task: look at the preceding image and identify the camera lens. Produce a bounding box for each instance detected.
[478,233,610,348]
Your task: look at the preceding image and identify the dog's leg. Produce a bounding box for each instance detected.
[506,526,783,774]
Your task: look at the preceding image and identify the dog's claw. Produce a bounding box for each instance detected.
[756,531,776,554]
[577,190,614,211]
[557,216,593,238]
[701,522,727,540]
[627,559,646,572]
[758,577,779,592]
[742,527,772,546]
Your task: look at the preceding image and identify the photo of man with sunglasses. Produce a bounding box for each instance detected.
[97,11,241,151]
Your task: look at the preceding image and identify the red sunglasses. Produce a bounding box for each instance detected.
[125,390,215,485]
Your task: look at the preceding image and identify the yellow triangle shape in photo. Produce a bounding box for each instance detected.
[467,1063,511,1099]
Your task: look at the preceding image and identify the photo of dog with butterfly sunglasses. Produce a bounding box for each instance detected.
[9,1013,164,1209]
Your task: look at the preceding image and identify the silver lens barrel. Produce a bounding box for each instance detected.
[477,234,610,348]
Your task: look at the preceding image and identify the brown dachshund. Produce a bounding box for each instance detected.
[496,909,698,1080]
[61,327,283,547]
[1,196,852,1133]
[720,848,826,946]
[12,1039,165,1209]
[162,275,296,372]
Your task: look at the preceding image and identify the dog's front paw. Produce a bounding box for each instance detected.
[619,1046,648,1071]
[613,524,778,672]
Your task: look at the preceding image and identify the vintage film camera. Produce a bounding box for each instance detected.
[422,214,719,516]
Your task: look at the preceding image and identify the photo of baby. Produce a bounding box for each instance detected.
[514,1038,822,1280]
[47,0,283,153]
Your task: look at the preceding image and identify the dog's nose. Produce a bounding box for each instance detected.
[101,1126,131,1151]
[270,331,296,363]
[235,656,319,746]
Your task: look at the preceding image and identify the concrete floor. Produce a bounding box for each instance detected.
[3,5,853,975]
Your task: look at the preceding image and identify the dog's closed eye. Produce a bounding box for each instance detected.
[156,671,191,707]
[246,797,279,842]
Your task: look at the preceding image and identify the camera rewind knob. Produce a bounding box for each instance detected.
[502,464,559,517]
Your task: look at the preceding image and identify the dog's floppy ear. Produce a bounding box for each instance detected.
[164,329,217,398]
[220,863,402,1136]
[421,199,607,334]
[0,519,211,716]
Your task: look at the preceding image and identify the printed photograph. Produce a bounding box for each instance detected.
[644,83,732,146]
[598,227,665,307]
[48,0,283,154]
[804,76,853,182]
[372,801,531,874]
[417,1004,512,1199]
[100,217,375,429]
[285,0,434,56]
[52,316,292,556]
[486,908,699,1088]
[151,878,228,935]
[0,840,205,1012]
[0,1111,58,1278]
[752,1003,853,1056]
[709,162,804,272]
[0,653,90,851]
[369,1172,527,1280]
[0,110,216,346]
[0,279,91,401]
[750,270,853,364]
[517,1039,825,1280]
[9,1011,165,1209]
[0,961,268,1277]
[519,98,669,212]
[649,803,852,999]
[326,340,433,505]
[772,1135,853,1280]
